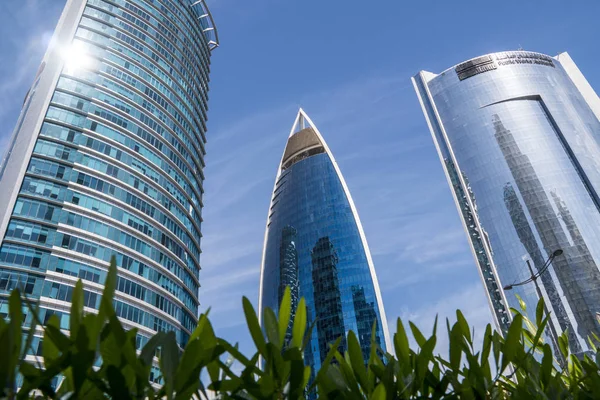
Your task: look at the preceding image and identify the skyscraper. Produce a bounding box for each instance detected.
[0,0,218,357]
[259,109,390,375]
[413,51,600,355]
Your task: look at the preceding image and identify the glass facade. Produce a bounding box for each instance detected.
[0,0,218,350]
[259,110,390,378]
[413,51,600,355]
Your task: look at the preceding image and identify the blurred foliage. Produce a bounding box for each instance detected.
[1,256,600,399]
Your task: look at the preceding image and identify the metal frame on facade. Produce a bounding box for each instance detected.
[190,0,219,51]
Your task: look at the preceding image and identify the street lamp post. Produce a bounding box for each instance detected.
[503,249,565,367]
[503,249,563,291]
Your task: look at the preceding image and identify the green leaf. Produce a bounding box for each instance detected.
[372,382,386,400]
[160,331,179,400]
[449,323,463,371]
[20,299,40,371]
[480,323,492,365]
[409,321,426,348]
[263,307,280,347]
[100,329,122,367]
[71,279,84,337]
[42,315,62,364]
[7,290,23,385]
[140,332,167,366]
[106,365,132,400]
[516,294,527,312]
[242,297,267,356]
[501,313,522,372]
[96,256,118,336]
[313,337,342,389]
[535,297,545,327]
[558,328,570,361]
[291,297,307,349]
[278,286,292,346]
[456,310,471,344]
[540,343,553,386]
[189,312,209,343]
[346,331,368,390]
[394,318,410,365]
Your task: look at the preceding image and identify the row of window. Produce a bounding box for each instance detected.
[73,170,201,256]
[81,1,207,131]
[50,252,197,312]
[33,134,190,222]
[98,36,207,122]
[5,219,57,248]
[70,189,199,263]
[0,243,50,272]
[0,270,43,296]
[19,280,189,345]
[98,62,202,151]
[74,25,205,121]
[47,98,199,198]
[21,176,68,202]
[50,81,205,201]
[25,156,200,258]
[9,197,198,285]
[42,280,98,308]
[32,129,202,239]
[78,13,207,132]
[88,0,211,96]
[8,203,197,296]
[61,211,197,274]
[116,274,197,330]
[41,111,202,214]
[60,233,197,292]
[0,240,198,316]
[41,277,192,331]
[92,79,204,177]
[61,47,206,167]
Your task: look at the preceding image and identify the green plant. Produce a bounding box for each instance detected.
[2,257,226,400]
[1,256,600,399]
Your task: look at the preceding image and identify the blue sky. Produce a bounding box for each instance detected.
[2,0,600,358]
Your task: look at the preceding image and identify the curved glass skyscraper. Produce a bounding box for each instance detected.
[0,0,217,356]
[413,51,600,355]
[259,109,390,375]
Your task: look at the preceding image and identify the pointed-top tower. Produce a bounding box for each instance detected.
[259,109,390,375]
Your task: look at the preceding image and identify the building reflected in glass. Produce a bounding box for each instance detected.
[413,51,600,354]
[0,0,218,365]
[259,109,390,376]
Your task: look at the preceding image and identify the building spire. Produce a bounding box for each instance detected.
[289,108,318,137]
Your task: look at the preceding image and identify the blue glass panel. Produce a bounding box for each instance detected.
[262,151,386,376]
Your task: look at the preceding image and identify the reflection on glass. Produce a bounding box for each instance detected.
[312,236,346,363]
[260,110,389,379]
[494,113,600,346]
[445,158,510,333]
[279,225,299,345]
[414,51,600,355]
[503,182,570,354]
[351,285,381,362]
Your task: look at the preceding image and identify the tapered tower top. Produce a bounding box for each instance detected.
[281,109,326,170]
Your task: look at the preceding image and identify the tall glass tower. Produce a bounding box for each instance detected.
[0,0,218,354]
[259,109,390,375]
[413,51,600,355]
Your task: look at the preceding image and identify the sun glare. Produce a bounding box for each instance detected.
[61,41,93,72]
